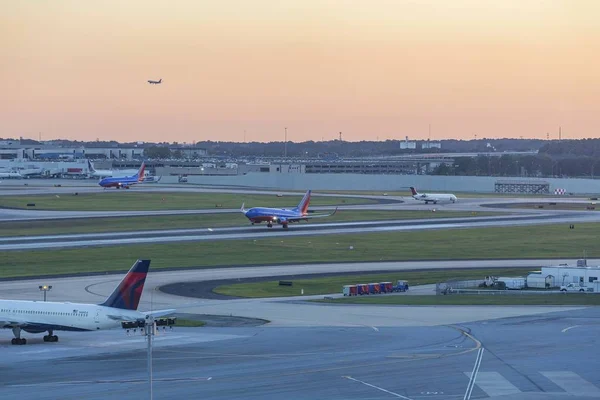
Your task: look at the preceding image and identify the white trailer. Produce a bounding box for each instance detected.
[497,277,526,290]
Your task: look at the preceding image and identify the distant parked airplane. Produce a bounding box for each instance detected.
[240,190,337,229]
[87,160,113,178]
[0,170,22,179]
[148,78,162,84]
[410,187,457,204]
[0,259,175,345]
[98,162,145,189]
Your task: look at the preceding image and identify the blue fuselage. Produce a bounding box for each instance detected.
[244,207,303,224]
[98,175,140,188]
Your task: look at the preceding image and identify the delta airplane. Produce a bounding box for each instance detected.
[87,160,114,178]
[410,186,457,204]
[240,190,337,229]
[0,259,174,345]
[98,162,146,189]
[148,78,162,84]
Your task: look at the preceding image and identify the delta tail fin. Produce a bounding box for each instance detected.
[410,187,418,196]
[100,259,150,310]
[295,190,312,215]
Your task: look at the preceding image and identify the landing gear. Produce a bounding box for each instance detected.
[282,224,288,229]
[267,223,273,228]
[11,327,26,345]
[43,330,58,342]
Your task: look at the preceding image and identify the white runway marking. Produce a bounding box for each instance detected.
[541,371,600,396]
[463,347,484,400]
[561,325,581,333]
[343,376,414,399]
[465,371,520,398]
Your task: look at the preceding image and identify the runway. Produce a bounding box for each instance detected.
[1,211,597,250]
[2,310,599,400]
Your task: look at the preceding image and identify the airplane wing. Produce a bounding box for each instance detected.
[107,309,176,322]
[144,309,176,318]
[292,207,338,221]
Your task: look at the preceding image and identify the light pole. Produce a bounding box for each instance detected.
[284,127,287,158]
[145,315,155,400]
[38,285,52,302]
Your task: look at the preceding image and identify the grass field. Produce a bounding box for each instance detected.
[317,294,600,306]
[173,319,206,327]
[0,210,497,237]
[0,192,376,211]
[1,222,598,279]
[212,268,533,298]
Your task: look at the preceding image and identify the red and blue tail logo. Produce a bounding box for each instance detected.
[137,162,146,182]
[296,190,311,215]
[100,259,150,310]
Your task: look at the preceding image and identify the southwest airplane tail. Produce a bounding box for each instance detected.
[137,162,146,182]
[294,189,312,215]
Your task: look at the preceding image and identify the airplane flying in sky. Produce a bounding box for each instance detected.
[148,78,162,84]
[0,259,175,345]
[98,162,145,189]
[240,190,337,229]
[410,186,457,204]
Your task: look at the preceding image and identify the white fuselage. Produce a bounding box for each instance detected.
[0,171,22,178]
[90,169,114,178]
[412,193,457,204]
[0,299,144,333]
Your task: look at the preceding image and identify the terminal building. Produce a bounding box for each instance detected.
[0,141,206,161]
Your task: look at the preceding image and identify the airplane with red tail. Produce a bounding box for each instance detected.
[240,190,337,229]
[98,162,146,189]
[0,259,175,345]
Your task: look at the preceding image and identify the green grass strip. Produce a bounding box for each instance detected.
[1,223,596,279]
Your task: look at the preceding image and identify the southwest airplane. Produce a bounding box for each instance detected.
[148,78,162,84]
[410,186,457,204]
[98,162,146,189]
[240,190,337,229]
[0,259,174,345]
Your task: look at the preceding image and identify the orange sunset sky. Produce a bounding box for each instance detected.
[2,1,599,143]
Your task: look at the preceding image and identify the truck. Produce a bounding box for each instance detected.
[560,283,588,293]
[393,280,409,292]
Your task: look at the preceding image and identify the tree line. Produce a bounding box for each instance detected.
[432,154,600,178]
